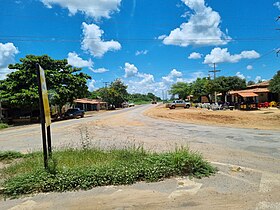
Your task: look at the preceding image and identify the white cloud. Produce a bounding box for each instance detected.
[91,68,109,73]
[124,62,138,78]
[67,52,108,73]
[236,72,245,80]
[138,73,155,84]
[81,22,121,58]
[204,48,260,64]
[135,50,148,56]
[162,69,183,84]
[246,65,253,70]
[67,52,93,68]
[0,42,19,80]
[41,0,121,19]
[88,79,96,92]
[255,76,263,83]
[188,52,202,59]
[274,2,280,10]
[160,0,231,47]
[124,66,205,98]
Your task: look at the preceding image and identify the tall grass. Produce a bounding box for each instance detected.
[0,123,8,130]
[0,147,216,197]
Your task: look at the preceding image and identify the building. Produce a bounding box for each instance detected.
[228,81,279,110]
[74,98,107,111]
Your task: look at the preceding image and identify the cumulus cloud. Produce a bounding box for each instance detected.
[255,76,263,83]
[41,0,121,19]
[162,69,183,84]
[67,52,93,68]
[246,65,253,70]
[236,72,245,80]
[67,52,108,73]
[0,42,19,80]
[124,65,206,98]
[81,22,121,58]
[124,62,138,78]
[135,50,148,56]
[159,0,230,47]
[137,73,155,85]
[274,2,280,10]
[91,68,109,73]
[88,79,96,92]
[203,48,260,64]
[188,52,202,59]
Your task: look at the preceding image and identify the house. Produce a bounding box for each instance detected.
[228,81,279,110]
[74,98,107,111]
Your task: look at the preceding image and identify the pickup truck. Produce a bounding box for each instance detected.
[63,108,85,119]
[168,100,191,109]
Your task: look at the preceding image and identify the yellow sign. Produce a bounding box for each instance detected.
[39,65,51,126]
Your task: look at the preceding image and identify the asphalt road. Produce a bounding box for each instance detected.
[1,104,280,209]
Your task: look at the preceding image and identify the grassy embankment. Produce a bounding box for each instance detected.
[0,147,216,198]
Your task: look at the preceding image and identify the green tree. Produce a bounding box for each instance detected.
[0,55,91,113]
[169,82,191,99]
[247,80,255,86]
[269,71,280,94]
[209,76,246,102]
[98,79,128,108]
[190,77,212,102]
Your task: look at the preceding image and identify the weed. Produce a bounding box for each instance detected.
[0,147,216,197]
[0,151,24,161]
[0,123,8,130]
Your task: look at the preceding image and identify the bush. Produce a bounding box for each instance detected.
[0,123,8,130]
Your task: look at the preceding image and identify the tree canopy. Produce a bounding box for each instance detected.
[0,55,91,110]
[190,77,212,101]
[95,79,128,108]
[208,76,246,101]
[269,70,280,94]
[169,82,191,99]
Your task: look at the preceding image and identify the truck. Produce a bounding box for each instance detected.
[168,100,191,109]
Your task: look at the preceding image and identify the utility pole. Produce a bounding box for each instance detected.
[0,100,3,121]
[103,82,109,109]
[103,82,109,88]
[209,63,221,103]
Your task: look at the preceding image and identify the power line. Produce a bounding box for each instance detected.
[1,36,280,43]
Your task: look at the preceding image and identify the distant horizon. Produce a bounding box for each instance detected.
[1,0,280,97]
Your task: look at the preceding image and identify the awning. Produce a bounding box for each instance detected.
[238,92,258,98]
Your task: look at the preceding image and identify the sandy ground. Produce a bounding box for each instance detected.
[145,105,280,130]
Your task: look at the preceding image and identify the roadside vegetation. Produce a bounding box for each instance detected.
[0,146,216,198]
[0,123,9,130]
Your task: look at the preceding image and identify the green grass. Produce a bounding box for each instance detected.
[0,123,9,130]
[0,147,216,197]
[0,151,25,161]
[133,101,153,105]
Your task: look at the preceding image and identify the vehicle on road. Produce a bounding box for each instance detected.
[168,100,191,109]
[128,103,135,107]
[63,108,85,119]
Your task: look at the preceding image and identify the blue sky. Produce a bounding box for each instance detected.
[1,0,280,96]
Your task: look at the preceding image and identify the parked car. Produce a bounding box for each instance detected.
[63,108,85,119]
[151,100,157,104]
[128,103,135,107]
[168,100,191,109]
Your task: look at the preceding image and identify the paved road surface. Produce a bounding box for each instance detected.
[1,104,280,209]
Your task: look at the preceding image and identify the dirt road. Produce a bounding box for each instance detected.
[1,104,280,209]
